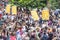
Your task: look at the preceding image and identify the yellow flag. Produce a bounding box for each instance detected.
[12,6,17,15]
[6,5,10,14]
[31,11,39,21]
[42,10,49,20]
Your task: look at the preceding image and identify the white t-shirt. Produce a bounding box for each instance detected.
[3,15,7,20]
[22,26,26,32]
[11,16,15,20]
[0,11,2,14]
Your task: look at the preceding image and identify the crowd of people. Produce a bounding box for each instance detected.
[0,4,60,40]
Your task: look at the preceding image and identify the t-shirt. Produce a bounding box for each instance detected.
[10,36,16,40]
[3,15,7,20]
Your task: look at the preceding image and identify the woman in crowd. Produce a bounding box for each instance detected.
[0,7,60,40]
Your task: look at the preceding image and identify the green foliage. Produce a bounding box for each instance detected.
[9,0,47,9]
[9,0,60,9]
[49,0,60,9]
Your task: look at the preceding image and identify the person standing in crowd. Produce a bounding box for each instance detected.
[0,4,60,40]
[41,32,48,40]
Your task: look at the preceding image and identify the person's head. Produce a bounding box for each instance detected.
[11,32,14,36]
[2,23,6,28]
[9,28,11,31]
[18,26,22,30]
[33,30,36,32]
[16,22,20,26]
[45,27,48,30]
[44,32,46,35]
[32,23,35,27]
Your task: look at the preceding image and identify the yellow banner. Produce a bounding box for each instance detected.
[42,10,49,20]
[5,5,10,14]
[12,6,17,15]
[31,11,39,21]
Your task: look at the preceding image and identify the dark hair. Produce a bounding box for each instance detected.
[9,28,11,31]
[11,32,15,36]
[44,32,46,35]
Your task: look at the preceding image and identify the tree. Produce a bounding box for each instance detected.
[9,0,47,9]
[9,0,60,9]
[49,0,60,9]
